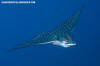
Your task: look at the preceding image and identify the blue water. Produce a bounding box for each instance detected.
[0,0,99,66]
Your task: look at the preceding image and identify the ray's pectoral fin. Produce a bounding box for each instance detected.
[8,40,37,53]
[8,34,57,52]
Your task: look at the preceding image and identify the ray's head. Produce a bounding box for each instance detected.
[60,40,76,48]
[53,38,76,48]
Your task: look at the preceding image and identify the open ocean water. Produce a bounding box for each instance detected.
[0,0,99,66]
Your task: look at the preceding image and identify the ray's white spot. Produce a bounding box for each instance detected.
[52,40,76,48]
[60,43,76,48]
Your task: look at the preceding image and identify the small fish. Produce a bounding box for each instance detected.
[8,5,84,52]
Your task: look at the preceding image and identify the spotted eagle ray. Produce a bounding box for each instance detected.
[8,6,83,52]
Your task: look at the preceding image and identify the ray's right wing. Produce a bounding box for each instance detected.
[52,5,83,34]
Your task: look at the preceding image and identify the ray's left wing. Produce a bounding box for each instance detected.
[8,31,57,52]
